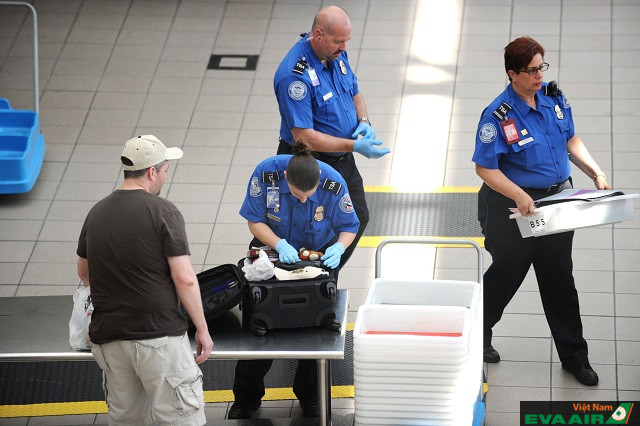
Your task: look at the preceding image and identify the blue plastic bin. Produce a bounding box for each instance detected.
[0,107,46,194]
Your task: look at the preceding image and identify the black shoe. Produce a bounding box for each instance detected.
[228,401,261,419]
[300,401,319,417]
[562,363,599,386]
[483,345,500,363]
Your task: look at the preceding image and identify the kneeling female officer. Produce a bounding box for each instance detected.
[229,141,359,419]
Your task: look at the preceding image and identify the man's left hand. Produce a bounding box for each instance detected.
[352,122,376,139]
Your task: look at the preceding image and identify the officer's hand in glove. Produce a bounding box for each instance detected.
[351,122,376,140]
[353,138,391,159]
[321,242,345,269]
[275,239,300,264]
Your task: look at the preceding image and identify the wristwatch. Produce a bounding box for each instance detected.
[358,117,371,126]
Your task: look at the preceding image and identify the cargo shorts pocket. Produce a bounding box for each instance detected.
[166,368,204,413]
[135,336,169,374]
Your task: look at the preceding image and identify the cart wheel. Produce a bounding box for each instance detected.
[322,314,341,331]
[251,320,267,336]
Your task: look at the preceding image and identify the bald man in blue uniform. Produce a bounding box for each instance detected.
[273,5,391,269]
[229,149,359,419]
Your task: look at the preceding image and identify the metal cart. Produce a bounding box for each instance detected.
[352,238,486,425]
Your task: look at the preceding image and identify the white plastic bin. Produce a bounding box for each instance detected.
[510,192,639,238]
[364,278,480,313]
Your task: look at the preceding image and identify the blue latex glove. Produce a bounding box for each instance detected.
[321,242,345,269]
[275,239,300,264]
[351,122,376,139]
[353,138,391,159]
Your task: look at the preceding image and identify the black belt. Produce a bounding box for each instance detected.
[523,177,572,196]
[313,151,348,163]
[278,138,348,163]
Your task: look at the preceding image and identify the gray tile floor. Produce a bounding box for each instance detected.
[0,0,639,424]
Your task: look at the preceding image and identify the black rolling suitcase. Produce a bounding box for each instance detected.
[240,260,340,336]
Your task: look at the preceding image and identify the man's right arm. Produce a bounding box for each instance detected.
[77,257,90,286]
[168,255,214,364]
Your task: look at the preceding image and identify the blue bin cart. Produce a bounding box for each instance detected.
[0,1,47,194]
[0,103,46,194]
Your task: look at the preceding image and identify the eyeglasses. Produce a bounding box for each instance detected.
[518,62,549,76]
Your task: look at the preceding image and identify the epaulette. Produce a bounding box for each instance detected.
[321,178,342,195]
[492,102,512,121]
[261,171,281,184]
[293,56,308,75]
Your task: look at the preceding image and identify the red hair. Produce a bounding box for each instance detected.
[504,37,545,81]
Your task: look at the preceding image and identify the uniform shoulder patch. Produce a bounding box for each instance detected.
[492,102,512,121]
[339,194,354,214]
[292,57,307,75]
[479,123,497,144]
[250,176,262,197]
[261,171,280,184]
[288,81,307,101]
[321,178,342,195]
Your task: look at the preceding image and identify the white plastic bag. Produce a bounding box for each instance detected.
[242,249,275,281]
[69,286,93,351]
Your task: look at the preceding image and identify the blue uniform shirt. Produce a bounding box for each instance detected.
[274,35,360,153]
[240,155,360,251]
[472,83,575,189]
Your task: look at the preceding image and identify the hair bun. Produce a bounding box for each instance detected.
[292,140,312,156]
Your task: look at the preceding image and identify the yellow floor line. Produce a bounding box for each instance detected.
[1,386,357,417]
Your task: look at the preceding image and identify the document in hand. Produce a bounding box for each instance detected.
[510,190,639,238]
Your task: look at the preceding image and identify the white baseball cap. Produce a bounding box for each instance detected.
[121,135,183,171]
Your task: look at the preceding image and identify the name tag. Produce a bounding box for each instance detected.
[266,213,281,222]
[518,137,534,146]
[323,91,333,101]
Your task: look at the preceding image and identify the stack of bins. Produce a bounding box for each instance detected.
[353,279,482,425]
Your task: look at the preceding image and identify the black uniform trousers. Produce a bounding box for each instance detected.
[232,237,339,406]
[277,140,369,269]
[478,181,589,368]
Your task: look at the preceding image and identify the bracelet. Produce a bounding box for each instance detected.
[358,117,371,126]
[593,173,606,182]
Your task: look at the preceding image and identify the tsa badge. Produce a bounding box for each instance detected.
[250,177,262,197]
[555,104,564,120]
[339,60,347,75]
[314,206,324,221]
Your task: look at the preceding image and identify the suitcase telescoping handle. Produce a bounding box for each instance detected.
[374,238,483,284]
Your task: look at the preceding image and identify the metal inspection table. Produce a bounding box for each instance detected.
[0,290,349,426]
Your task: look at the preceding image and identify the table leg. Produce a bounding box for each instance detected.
[317,358,332,425]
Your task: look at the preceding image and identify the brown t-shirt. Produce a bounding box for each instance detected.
[77,190,190,344]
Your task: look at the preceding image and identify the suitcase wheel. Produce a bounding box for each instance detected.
[251,287,263,304]
[323,282,337,300]
[250,320,268,336]
[322,314,341,331]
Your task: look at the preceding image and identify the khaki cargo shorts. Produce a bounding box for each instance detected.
[91,333,206,426]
